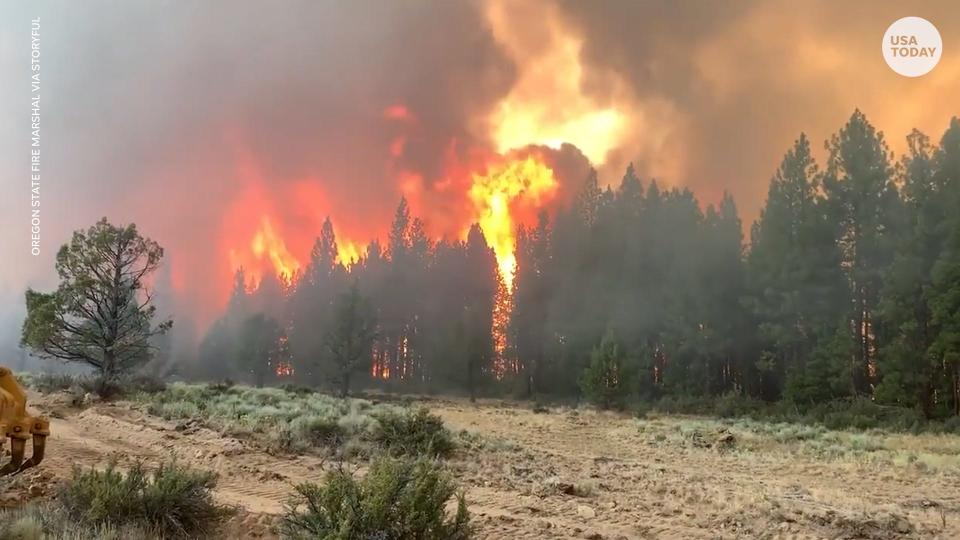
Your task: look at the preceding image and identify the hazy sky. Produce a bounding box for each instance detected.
[1,0,958,349]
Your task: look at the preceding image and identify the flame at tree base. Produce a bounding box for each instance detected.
[492,276,517,379]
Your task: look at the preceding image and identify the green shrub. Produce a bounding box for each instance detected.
[288,415,345,450]
[138,383,402,455]
[280,383,315,395]
[713,393,766,418]
[370,408,454,458]
[22,371,167,400]
[651,395,716,415]
[943,415,960,434]
[643,393,943,434]
[804,398,925,432]
[206,379,235,394]
[59,460,232,538]
[18,372,78,394]
[281,458,470,540]
[633,402,651,419]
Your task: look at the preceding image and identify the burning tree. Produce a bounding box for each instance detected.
[21,218,173,381]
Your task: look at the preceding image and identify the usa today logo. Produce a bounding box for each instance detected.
[883,17,942,77]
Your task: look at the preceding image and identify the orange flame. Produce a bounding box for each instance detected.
[250,216,300,283]
[468,156,558,288]
[337,240,364,266]
[234,215,364,284]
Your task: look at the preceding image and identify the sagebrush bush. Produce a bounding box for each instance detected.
[140,383,403,455]
[59,460,232,538]
[206,379,235,393]
[21,371,168,400]
[123,374,168,395]
[370,407,454,458]
[140,384,457,458]
[18,372,78,394]
[281,458,470,540]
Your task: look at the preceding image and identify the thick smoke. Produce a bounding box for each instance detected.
[1,0,958,358]
[553,0,960,213]
[0,0,520,329]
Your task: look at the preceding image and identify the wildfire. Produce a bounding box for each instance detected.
[484,0,625,165]
[468,156,558,288]
[250,216,300,282]
[336,240,364,266]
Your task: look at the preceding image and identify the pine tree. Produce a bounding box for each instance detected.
[928,118,960,417]
[579,331,632,410]
[325,282,377,397]
[823,110,900,395]
[289,218,346,385]
[875,129,944,414]
[21,219,173,381]
[509,213,552,397]
[461,225,497,400]
[746,134,847,400]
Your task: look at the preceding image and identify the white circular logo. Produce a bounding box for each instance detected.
[883,17,942,77]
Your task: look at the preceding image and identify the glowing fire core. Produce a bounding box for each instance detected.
[469,156,558,288]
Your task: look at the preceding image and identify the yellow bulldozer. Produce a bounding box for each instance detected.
[0,367,49,476]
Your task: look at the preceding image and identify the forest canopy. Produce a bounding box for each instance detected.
[191,111,960,419]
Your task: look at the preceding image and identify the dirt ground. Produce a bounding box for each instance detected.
[4,392,959,539]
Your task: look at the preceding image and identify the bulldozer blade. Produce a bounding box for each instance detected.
[0,369,50,474]
[0,437,26,476]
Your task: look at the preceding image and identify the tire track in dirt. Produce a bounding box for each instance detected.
[31,399,324,517]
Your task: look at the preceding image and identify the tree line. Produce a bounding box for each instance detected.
[23,110,960,419]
